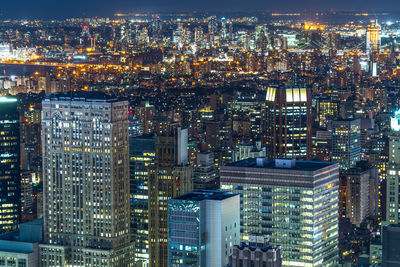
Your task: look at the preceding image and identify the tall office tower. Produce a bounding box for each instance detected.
[387,110,400,223]
[194,26,204,46]
[168,190,240,267]
[0,96,20,233]
[366,21,381,58]
[20,106,42,172]
[39,92,131,266]
[230,235,282,267]
[193,152,219,190]
[331,119,361,170]
[221,158,339,267]
[315,95,338,129]
[208,16,218,35]
[382,224,400,267]
[21,171,34,214]
[130,134,156,265]
[314,130,332,162]
[134,101,155,134]
[344,165,379,226]
[148,127,193,267]
[265,87,312,160]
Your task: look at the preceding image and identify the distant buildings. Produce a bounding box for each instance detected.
[265,87,312,160]
[168,190,240,267]
[40,92,131,266]
[230,235,282,267]
[148,127,193,267]
[221,158,339,267]
[366,22,381,59]
[331,119,361,170]
[0,96,20,234]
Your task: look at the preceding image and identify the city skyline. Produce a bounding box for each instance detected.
[0,4,397,266]
[2,1,400,19]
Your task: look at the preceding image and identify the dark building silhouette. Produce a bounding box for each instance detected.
[265,87,312,160]
[130,134,156,265]
[0,96,20,233]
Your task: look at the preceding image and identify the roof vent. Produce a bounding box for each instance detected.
[256,157,267,167]
[275,159,296,168]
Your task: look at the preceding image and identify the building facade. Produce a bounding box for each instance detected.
[130,134,156,265]
[387,110,400,224]
[382,224,400,267]
[168,190,240,267]
[193,152,219,190]
[0,96,20,234]
[40,92,131,266]
[0,219,43,267]
[331,119,361,170]
[230,235,282,267]
[148,127,193,267]
[344,165,379,226]
[265,87,312,160]
[221,158,339,267]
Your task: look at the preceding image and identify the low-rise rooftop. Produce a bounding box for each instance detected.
[225,158,336,172]
[172,190,237,201]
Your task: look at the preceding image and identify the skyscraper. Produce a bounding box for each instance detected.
[315,95,338,129]
[221,158,339,267]
[39,92,131,266]
[148,127,193,267]
[387,110,400,223]
[130,134,156,264]
[168,190,240,267]
[331,119,361,170]
[0,96,20,233]
[366,21,381,58]
[265,87,312,160]
[344,165,379,226]
[193,152,219,190]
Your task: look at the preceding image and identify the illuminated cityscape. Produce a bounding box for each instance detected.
[0,1,399,266]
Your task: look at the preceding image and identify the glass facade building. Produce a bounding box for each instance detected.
[331,119,361,170]
[221,158,339,267]
[130,134,156,264]
[168,190,240,267]
[0,96,20,234]
[265,87,312,160]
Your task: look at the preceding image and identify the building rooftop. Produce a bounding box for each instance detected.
[172,190,237,201]
[225,158,336,172]
[235,242,280,253]
[0,240,35,254]
[44,91,121,103]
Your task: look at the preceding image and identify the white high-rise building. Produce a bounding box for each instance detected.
[221,158,339,267]
[387,110,400,224]
[39,91,131,266]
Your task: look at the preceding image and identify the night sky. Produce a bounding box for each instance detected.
[1,0,399,18]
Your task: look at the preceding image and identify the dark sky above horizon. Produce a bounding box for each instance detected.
[1,0,399,19]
